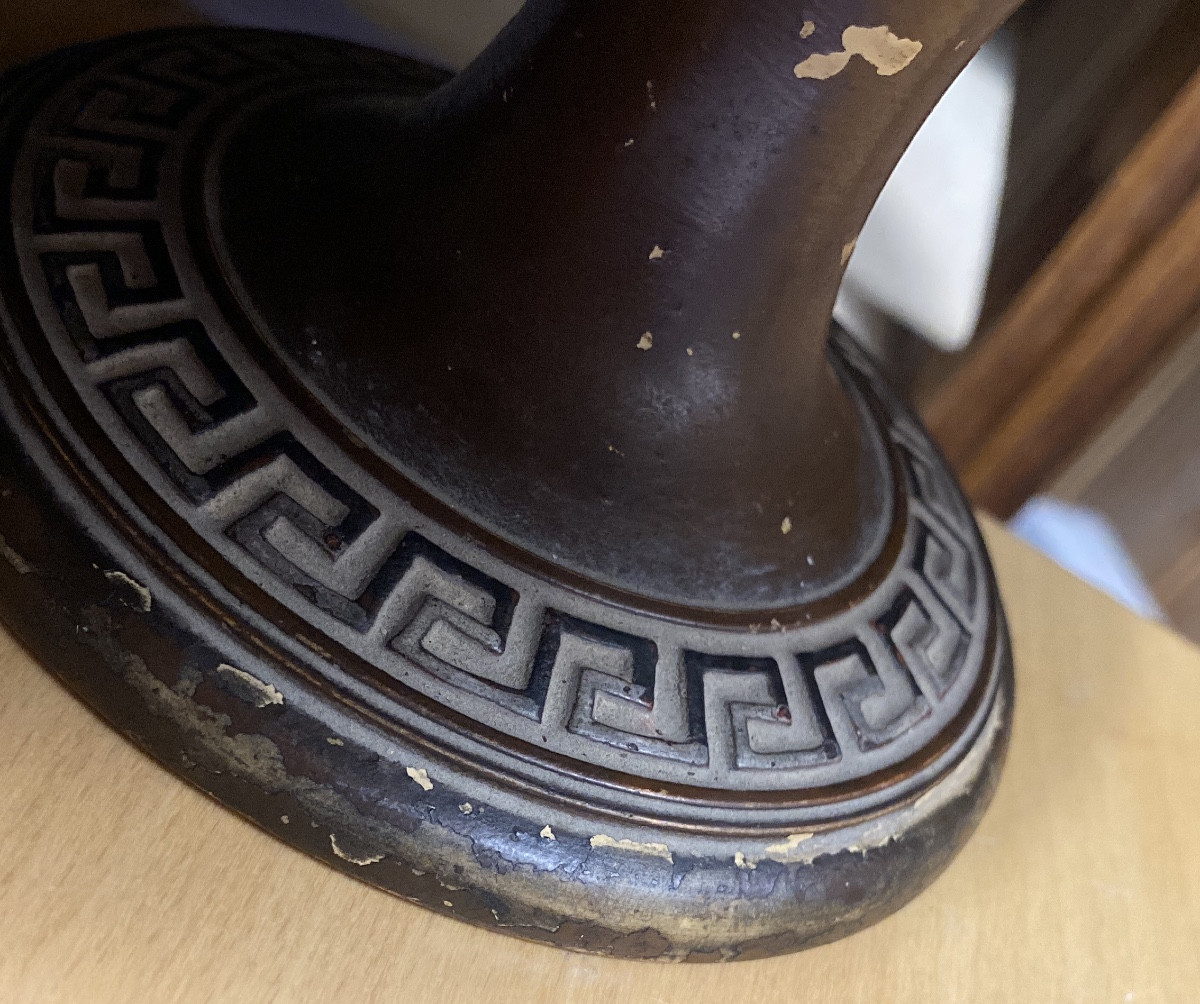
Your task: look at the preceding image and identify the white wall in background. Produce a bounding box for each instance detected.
[836,34,1017,351]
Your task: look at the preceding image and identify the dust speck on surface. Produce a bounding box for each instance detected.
[648,244,665,260]
[636,331,653,351]
[443,900,453,908]
[607,444,625,457]
[731,330,742,340]
[646,79,657,110]
[686,346,694,357]
[281,814,289,824]
[781,516,793,535]
[406,766,434,791]
[794,25,922,80]
[624,138,635,147]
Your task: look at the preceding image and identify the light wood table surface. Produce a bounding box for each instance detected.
[1,519,1198,1002]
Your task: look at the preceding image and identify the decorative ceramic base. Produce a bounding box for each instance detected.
[0,22,1012,961]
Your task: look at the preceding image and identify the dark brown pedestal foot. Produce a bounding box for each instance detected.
[0,0,1018,961]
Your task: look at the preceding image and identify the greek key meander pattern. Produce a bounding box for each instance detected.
[6,34,993,791]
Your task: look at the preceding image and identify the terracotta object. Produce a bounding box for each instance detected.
[0,0,1019,960]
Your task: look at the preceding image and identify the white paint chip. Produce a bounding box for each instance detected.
[781,516,793,535]
[458,802,473,814]
[764,832,815,863]
[589,833,673,863]
[406,766,434,791]
[734,851,757,870]
[329,833,383,866]
[443,900,453,908]
[794,25,922,81]
[326,737,344,746]
[636,332,653,351]
[648,244,665,260]
[281,815,289,824]
[216,663,283,708]
[540,825,556,840]
[104,569,152,612]
[800,20,816,39]
[731,330,742,340]
[686,346,694,357]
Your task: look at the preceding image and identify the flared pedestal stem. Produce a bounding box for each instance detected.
[213,0,1018,612]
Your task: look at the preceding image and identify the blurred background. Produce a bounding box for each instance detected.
[8,0,1200,637]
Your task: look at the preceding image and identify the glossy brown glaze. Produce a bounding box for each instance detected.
[0,0,1018,960]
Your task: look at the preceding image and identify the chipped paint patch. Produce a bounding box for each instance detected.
[842,239,858,266]
[648,244,665,260]
[590,834,673,863]
[104,569,152,612]
[281,814,289,824]
[0,534,31,575]
[329,833,383,866]
[636,332,653,351]
[540,825,556,840]
[794,25,922,81]
[792,49,852,81]
[406,766,434,791]
[216,663,283,708]
[326,736,344,746]
[734,851,757,870]
[443,899,453,908]
[781,516,792,535]
[458,802,473,814]
[686,347,694,357]
[764,832,815,863]
[731,330,742,340]
[800,20,816,39]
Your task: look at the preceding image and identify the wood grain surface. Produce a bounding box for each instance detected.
[1,519,1198,1002]
[925,61,1200,517]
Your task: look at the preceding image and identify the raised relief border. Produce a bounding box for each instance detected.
[8,34,990,790]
